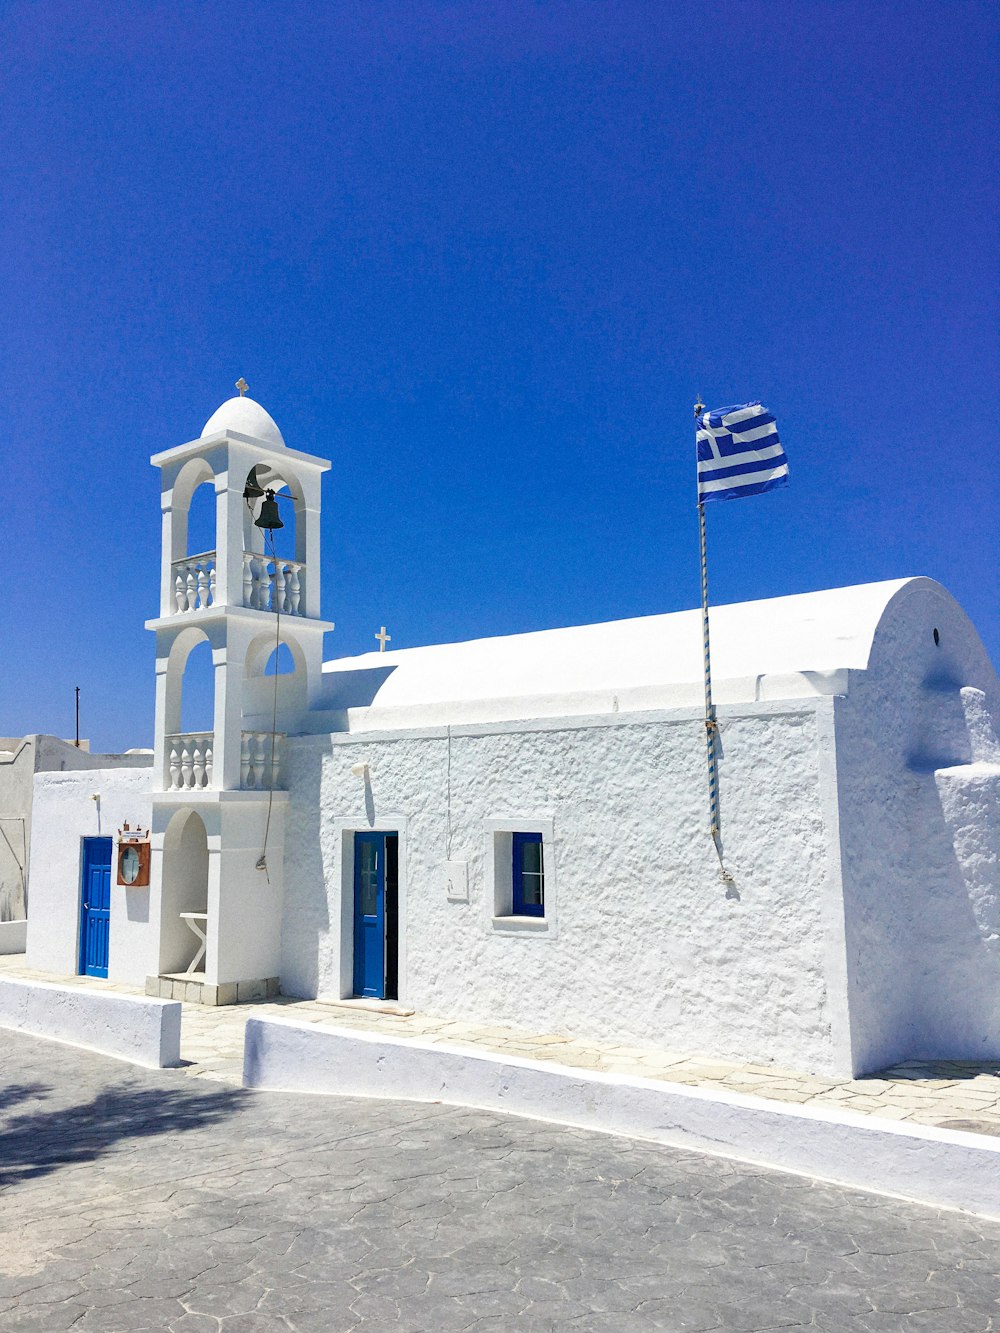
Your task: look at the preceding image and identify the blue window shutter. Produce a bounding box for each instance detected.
[512,831,544,918]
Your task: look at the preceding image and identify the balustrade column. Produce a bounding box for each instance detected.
[242,553,254,608]
[286,564,301,615]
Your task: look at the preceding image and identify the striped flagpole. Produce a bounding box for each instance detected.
[694,398,731,884]
[697,496,720,843]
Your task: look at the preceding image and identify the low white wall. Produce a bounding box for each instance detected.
[0,976,181,1068]
[244,1017,1000,1219]
[26,767,155,984]
[0,920,27,954]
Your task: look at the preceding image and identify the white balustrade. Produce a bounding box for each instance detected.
[240,731,284,790]
[241,552,305,615]
[169,550,304,616]
[165,733,214,791]
[171,553,217,612]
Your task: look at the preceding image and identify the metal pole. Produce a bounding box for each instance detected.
[74,686,80,748]
[698,502,720,843]
[695,401,735,891]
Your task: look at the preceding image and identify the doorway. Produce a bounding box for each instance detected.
[353,832,398,1000]
[79,837,112,979]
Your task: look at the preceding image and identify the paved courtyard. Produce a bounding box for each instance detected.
[1,1029,998,1333]
[4,957,1000,1136]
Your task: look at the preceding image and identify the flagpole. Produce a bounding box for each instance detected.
[694,399,733,887]
[697,496,720,843]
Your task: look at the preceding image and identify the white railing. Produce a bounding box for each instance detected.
[171,553,217,612]
[242,553,304,615]
[165,733,214,790]
[241,731,284,789]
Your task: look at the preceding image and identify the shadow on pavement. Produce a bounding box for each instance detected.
[0,1077,245,1190]
[0,1081,50,1113]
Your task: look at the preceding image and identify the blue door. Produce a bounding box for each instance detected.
[79,837,112,979]
[353,833,386,998]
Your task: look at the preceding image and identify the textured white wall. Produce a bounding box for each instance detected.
[26,769,155,984]
[0,740,33,922]
[282,700,853,1076]
[835,580,1000,1073]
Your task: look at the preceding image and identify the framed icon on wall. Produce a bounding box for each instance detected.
[116,824,151,887]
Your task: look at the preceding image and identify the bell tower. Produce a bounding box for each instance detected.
[145,388,332,1003]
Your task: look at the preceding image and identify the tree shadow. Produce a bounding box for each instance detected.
[0,1076,245,1190]
[0,1081,50,1113]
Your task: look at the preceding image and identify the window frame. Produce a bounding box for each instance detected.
[483,817,556,938]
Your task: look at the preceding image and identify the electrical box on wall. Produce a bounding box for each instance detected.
[116,823,151,887]
[441,861,469,903]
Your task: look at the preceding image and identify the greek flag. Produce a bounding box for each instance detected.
[696,402,788,503]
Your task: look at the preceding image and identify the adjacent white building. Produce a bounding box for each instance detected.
[21,394,1000,1079]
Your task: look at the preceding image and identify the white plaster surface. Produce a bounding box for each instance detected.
[281,697,852,1076]
[833,580,1000,1073]
[242,1018,1000,1219]
[0,734,150,923]
[26,768,156,985]
[200,395,285,447]
[0,975,180,1067]
[0,920,27,953]
[320,578,915,729]
[151,795,288,987]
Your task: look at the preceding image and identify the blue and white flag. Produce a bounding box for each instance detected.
[696,402,788,504]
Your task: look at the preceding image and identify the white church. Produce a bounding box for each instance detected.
[17,392,1000,1081]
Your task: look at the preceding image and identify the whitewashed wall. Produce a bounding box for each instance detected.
[0,739,33,923]
[282,699,855,1077]
[26,768,155,985]
[835,580,1000,1073]
[0,737,152,925]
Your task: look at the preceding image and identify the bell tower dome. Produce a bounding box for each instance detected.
[144,384,332,1002]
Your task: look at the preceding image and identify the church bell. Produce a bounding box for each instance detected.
[255,489,284,531]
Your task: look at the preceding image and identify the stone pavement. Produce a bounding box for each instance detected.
[3,956,999,1137]
[1,1028,999,1333]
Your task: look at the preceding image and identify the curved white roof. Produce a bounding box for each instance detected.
[201,395,285,448]
[321,578,952,730]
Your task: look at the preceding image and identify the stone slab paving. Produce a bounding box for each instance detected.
[2,1027,999,1333]
[2,956,1000,1136]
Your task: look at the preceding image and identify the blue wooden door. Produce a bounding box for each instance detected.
[353,833,386,998]
[79,837,112,979]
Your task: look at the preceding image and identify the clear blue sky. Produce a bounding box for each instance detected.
[2,1,997,752]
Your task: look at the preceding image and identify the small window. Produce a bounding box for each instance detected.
[485,818,555,936]
[512,832,544,918]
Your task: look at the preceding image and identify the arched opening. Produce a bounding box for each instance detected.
[243,465,302,562]
[186,480,216,559]
[264,643,296,675]
[169,457,218,613]
[169,458,216,562]
[180,639,214,735]
[242,629,307,737]
[158,809,210,977]
[164,628,216,791]
[242,464,306,615]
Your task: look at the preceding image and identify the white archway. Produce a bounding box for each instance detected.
[158,808,210,977]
